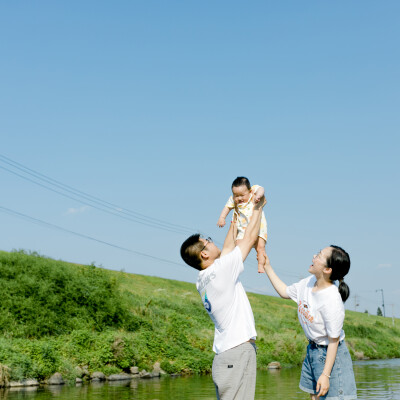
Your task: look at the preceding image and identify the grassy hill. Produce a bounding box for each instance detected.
[0,249,399,383]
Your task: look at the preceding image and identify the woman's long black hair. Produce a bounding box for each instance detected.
[327,245,351,302]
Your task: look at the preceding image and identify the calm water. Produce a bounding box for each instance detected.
[0,359,399,400]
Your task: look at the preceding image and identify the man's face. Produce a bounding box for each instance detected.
[232,185,251,205]
[199,237,221,267]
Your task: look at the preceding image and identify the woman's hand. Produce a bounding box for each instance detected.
[316,374,330,397]
[262,253,290,299]
[264,253,271,268]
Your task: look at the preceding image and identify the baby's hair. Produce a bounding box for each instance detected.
[232,177,251,190]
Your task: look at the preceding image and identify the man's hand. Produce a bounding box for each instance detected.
[253,195,267,209]
[217,217,226,228]
[253,187,265,204]
[316,374,330,397]
[237,195,266,262]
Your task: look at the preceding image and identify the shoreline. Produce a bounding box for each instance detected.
[1,250,399,385]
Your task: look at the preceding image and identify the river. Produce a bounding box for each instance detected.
[0,358,399,399]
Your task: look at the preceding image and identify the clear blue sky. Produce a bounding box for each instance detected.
[1,1,399,318]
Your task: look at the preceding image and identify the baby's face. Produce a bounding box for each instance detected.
[232,185,251,205]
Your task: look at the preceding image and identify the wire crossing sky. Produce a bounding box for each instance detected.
[0,205,185,268]
[0,154,306,281]
[1,1,399,316]
[0,154,195,235]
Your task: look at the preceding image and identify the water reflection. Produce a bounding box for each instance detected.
[0,359,399,399]
[354,359,400,400]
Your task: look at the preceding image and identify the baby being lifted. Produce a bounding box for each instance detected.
[217,176,267,273]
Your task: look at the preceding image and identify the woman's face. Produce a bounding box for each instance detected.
[309,247,333,276]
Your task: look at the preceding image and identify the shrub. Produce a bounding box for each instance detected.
[0,251,141,338]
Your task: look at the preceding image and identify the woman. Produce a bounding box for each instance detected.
[264,245,357,399]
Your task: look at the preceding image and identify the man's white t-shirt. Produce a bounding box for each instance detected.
[196,246,256,354]
[286,275,345,345]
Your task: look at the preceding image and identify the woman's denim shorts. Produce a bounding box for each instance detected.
[299,340,357,400]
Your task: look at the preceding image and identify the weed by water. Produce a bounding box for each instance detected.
[1,249,399,382]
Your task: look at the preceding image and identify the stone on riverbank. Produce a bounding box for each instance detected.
[75,366,84,378]
[81,366,90,377]
[8,379,39,387]
[139,370,152,379]
[0,364,10,387]
[130,366,139,375]
[91,372,106,381]
[267,362,281,369]
[354,351,370,360]
[47,373,64,385]
[152,362,161,377]
[107,373,132,381]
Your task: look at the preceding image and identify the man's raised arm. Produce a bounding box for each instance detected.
[220,218,236,257]
[237,197,266,262]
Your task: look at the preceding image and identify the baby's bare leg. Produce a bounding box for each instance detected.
[255,237,267,273]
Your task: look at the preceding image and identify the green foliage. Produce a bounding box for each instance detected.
[343,323,379,339]
[26,341,61,380]
[0,249,399,382]
[0,338,61,381]
[160,360,181,374]
[0,250,142,338]
[344,310,400,359]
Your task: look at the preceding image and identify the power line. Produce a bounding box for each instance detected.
[1,204,311,286]
[0,203,287,297]
[0,205,185,268]
[0,154,197,236]
[0,203,301,281]
[356,295,379,305]
[0,154,303,279]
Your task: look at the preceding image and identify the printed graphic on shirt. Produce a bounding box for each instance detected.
[201,290,212,313]
[298,300,314,326]
[197,271,216,293]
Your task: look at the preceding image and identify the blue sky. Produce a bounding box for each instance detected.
[1,1,399,318]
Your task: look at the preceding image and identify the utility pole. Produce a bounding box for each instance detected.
[376,289,385,317]
[353,295,359,312]
[390,304,395,326]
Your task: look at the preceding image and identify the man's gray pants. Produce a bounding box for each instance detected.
[212,341,257,400]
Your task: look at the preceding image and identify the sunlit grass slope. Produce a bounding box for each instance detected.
[0,250,399,383]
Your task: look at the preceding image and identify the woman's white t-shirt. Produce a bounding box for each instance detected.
[286,275,345,345]
[196,246,256,354]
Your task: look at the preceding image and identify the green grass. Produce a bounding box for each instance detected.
[0,249,399,383]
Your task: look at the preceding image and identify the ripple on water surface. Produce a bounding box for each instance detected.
[354,358,400,400]
[0,359,399,400]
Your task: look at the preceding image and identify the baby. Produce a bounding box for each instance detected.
[217,176,267,273]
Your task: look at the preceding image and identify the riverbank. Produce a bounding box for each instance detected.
[2,359,400,400]
[1,249,399,384]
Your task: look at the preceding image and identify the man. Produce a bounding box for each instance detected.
[180,197,266,400]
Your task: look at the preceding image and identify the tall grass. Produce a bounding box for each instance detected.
[0,249,399,382]
[0,250,141,338]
